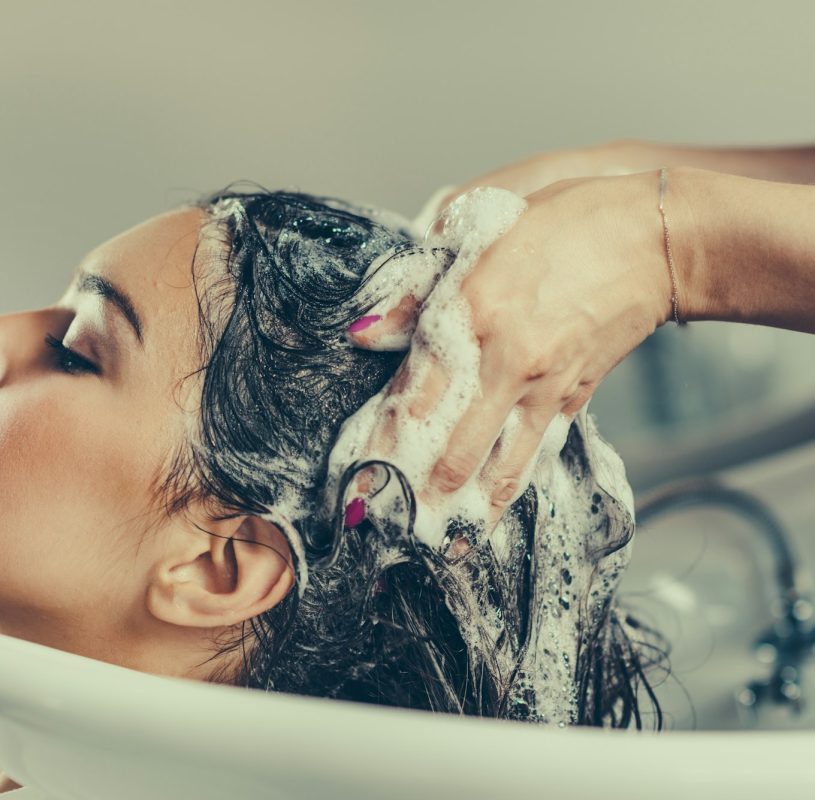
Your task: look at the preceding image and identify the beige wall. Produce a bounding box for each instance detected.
[2,0,813,313]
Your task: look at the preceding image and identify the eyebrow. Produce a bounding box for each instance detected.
[75,269,144,346]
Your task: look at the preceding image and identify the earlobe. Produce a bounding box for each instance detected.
[146,514,295,629]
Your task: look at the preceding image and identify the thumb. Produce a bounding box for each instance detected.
[410,183,460,240]
[346,246,455,351]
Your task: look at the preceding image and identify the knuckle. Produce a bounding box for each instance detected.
[470,308,499,345]
[389,360,411,396]
[491,477,520,507]
[516,342,544,379]
[560,375,593,404]
[524,350,558,382]
[461,272,493,310]
[445,531,472,560]
[407,397,430,418]
[524,408,552,436]
[433,454,474,492]
[580,376,597,394]
[463,278,505,335]
[560,381,580,403]
[562,380,595,413]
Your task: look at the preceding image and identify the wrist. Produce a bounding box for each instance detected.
[572,152,715,326]
[656,166,714,323]
[667,165,815,332]
[597,166,711,328]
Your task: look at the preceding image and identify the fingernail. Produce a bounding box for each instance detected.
[344,497,367,527]
[347,315,382,335]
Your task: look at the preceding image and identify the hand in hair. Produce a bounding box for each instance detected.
[347,173,675,528]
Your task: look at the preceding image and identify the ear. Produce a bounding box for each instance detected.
[146,514,295,629]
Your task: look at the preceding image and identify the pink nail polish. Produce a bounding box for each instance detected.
[344,497,367,527]
[347,315,382,334]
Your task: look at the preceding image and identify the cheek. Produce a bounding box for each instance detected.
[0,383,165,628]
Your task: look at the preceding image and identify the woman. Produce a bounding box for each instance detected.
[9,136,813,792]
[0,178,664,781]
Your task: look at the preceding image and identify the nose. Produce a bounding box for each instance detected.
[0,308,71,386]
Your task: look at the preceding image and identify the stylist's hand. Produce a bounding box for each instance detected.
[348,170,688,529]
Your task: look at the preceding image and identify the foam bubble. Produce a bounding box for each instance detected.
[327,187,578,549]
[322,187,638,726]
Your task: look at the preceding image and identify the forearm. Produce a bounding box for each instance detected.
[594,139,815,185]
[668,166,815,333]
[446,139,815,209]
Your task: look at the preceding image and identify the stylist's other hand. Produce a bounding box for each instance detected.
[421,139,654,235]
[348,171,685,529]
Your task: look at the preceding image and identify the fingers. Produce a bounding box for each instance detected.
[427,382,519,497]
[479,385,593,530]
[349,351,449,489]
[479,403,561,529]
[479,406,571,530]
[343,352,450,525]
[410,184,459,240]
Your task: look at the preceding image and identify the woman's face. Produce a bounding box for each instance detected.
[0,208,293,679]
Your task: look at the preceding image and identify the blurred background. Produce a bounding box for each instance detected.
[2,0,814,486]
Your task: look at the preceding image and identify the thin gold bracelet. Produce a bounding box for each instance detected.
[658,167,686,326]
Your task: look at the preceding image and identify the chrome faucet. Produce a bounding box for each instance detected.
[635,478,814,722]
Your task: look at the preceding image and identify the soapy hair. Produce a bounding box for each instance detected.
[159,185,668,728]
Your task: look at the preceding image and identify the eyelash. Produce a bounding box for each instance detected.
[44,333,101,376]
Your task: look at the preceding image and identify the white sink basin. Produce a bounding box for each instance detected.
[1,623,814,798]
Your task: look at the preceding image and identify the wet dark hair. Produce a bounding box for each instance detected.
[159,186,668,728]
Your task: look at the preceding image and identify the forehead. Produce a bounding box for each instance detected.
[83,206,224,353]
[88,207,209,311]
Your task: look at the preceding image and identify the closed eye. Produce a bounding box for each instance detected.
[44,333,101,376]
